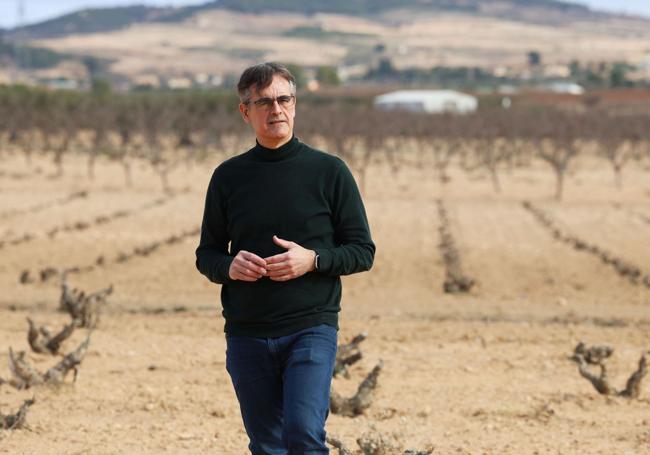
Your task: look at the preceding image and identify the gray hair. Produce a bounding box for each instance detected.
[237,62,296,103]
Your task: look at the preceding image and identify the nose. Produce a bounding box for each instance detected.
[269,99,282,113]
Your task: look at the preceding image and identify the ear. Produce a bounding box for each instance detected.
[239,103,250,124]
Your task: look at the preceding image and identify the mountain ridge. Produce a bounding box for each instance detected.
[5,0,618,40]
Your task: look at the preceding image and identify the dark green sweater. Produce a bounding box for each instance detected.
[195,136,375,337]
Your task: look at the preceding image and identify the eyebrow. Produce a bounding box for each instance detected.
[257,92,294,97]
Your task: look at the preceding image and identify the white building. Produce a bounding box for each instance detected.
[167,77,193,89]
[374,90,478,114]
[544,81,585,95]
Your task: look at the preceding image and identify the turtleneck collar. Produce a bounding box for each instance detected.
[252,136,300,162]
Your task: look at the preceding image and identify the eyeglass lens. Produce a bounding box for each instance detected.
[253,95,295,109]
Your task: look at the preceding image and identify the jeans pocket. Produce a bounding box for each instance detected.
[305,324,338,351]
[291,347,328,365]
[290,329,337,369]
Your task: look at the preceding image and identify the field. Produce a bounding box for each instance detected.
[1,145,649,454]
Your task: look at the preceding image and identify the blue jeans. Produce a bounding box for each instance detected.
[226,324,338,455]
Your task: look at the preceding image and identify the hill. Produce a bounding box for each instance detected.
[9,0,600,40]
[7,3,220,39]
[4,0,650,87]
[214,0,593,20]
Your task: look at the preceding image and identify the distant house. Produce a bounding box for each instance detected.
[167,77,193,89]
[39,77,79,90]
[133,74,161,89]
[544,81,585,95]
[374,90,478,114]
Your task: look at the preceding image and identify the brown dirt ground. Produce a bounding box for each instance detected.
[1,147,649,454]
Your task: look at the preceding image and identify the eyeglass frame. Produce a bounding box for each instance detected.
[242,94,296,110]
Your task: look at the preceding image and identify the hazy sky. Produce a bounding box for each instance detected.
[0,0,648,28]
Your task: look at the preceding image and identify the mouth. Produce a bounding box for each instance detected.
[268,120,286,125]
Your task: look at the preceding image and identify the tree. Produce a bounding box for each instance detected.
[283,63,307,90]
[527,51,541,67]
[610,62,633,88]
[531,112,581,201]
[593,113,643,189]
[91,78,112,97]
[316,66,340,86]
[470,112,515,194]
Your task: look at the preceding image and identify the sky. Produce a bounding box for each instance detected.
[0,0,648,29]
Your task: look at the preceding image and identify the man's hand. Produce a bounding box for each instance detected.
[264,235,316,282]
[228,250,267,281]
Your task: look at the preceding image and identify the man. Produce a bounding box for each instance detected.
[195,62,375,454]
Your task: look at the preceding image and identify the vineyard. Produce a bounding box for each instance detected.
[0,89,649,453]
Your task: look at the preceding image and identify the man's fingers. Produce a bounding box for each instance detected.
[234,253,266,275]
[236,273,260,281]
[230,264,259,281]
[265,260,290,271]
[264,253,289,264]
[229,251,267,281]
[272,235,294,249]
[235,265,262,279]
[266,267,292,277]
[230,247,305,281]
[242,259,266,275]
[240,250,267,267]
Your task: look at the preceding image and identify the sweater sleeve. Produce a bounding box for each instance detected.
[314,160,375,276]
[195,169,234,284]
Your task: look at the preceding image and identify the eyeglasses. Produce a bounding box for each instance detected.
[244,95,296,110]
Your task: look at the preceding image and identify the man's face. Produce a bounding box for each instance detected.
[239,75,296,147]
